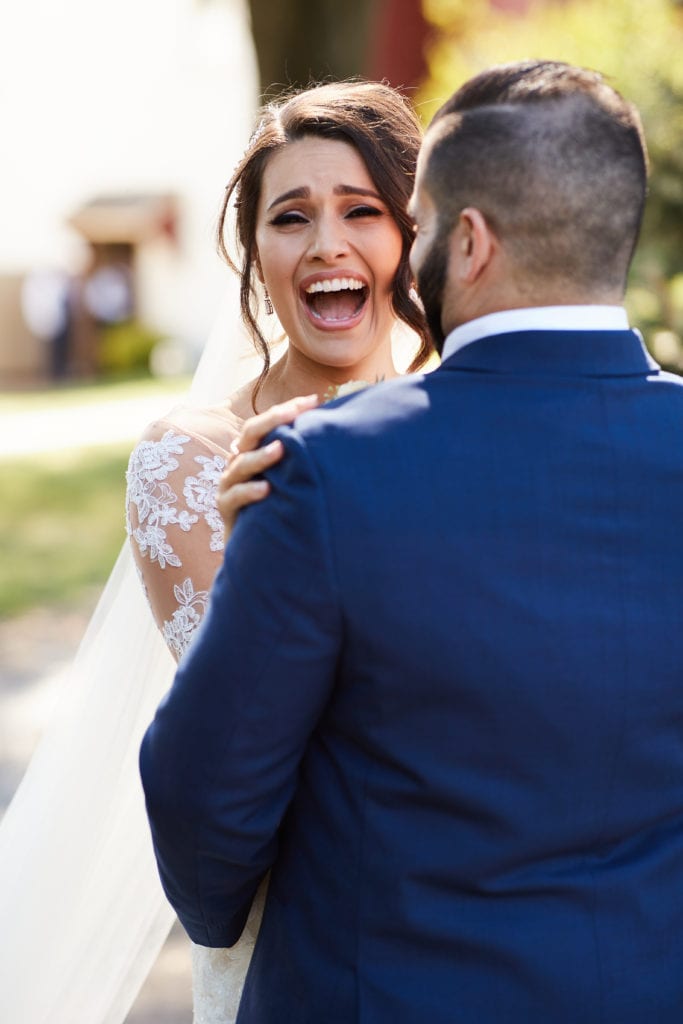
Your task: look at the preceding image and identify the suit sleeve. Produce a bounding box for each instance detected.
[139,424,342,946]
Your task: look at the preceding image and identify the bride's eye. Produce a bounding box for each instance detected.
[270,210,308,226]
[346,205,383,219]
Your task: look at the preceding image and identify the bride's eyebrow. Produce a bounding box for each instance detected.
[333,185,383,200]
[268,187,309,211]
[267,184,383,211]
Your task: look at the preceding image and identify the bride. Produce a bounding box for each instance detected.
[126,80,432,1021]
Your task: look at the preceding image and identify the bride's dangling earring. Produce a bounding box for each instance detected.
[264,288,274,315]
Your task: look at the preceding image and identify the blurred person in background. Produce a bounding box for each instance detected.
[21,267,75,380]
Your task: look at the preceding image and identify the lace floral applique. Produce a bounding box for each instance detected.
[184,453,227,553]
[162,577,210,659]
[126,430,198,569]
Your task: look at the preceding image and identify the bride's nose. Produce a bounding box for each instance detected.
[306,214,350,263]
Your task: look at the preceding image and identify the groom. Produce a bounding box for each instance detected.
[141,61,683,1022]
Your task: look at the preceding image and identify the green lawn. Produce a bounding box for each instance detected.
[0,444,132,617]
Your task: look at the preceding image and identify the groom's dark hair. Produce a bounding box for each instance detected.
[423,60,649,294]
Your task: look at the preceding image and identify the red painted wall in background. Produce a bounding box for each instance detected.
[365,0,432,91]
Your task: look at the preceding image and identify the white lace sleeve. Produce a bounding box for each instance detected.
[125,425,227,659]
[127,414,265,1024]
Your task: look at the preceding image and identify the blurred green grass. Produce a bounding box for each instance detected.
[0,444,131,617]
[0,373,191,618]
[0,374,191,414]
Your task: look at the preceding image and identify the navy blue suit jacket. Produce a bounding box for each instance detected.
[141,329,683,1023]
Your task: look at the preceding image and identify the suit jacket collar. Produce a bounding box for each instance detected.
[438,329,659,379]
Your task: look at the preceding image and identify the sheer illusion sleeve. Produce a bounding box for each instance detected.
[126,408,261,1024]
[126,414,235,662]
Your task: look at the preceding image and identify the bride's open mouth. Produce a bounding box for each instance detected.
[300,275,369,330]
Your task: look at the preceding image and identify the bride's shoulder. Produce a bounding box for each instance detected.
[136,394,248,460]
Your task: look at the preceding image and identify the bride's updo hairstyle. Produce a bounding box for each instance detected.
[219,80,432,400]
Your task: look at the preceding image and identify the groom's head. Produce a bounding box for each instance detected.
[409,60,649,352]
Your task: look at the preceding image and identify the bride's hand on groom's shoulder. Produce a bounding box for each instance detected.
[218,394,319,542]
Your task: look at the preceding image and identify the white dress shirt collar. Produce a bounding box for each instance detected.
[441,306,630,362]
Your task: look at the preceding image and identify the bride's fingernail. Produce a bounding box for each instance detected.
[297,394,318,406]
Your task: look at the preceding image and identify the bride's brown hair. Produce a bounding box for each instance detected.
[218,80,432,406]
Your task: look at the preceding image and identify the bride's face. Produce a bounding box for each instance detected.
[254,136,403,377]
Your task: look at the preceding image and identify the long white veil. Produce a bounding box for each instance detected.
[0,280,265,1022]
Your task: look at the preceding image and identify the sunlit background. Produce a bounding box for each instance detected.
[1,0,681,391]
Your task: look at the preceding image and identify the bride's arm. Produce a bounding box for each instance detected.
[125,418,231,662]
[127,417,256,1024]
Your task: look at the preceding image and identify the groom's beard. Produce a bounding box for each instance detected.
[416,230,450,356]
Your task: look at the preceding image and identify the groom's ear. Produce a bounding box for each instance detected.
[449,207,496,284]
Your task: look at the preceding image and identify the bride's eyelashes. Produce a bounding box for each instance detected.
[270,210,308,226]
[269,205,385,228]
[346,204,384,219]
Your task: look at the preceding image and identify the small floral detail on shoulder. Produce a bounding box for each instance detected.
[184,453,227,553]
[126,430,198,569]
[162,577,210,660]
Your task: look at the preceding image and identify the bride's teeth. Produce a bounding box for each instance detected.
[304,277,365,294]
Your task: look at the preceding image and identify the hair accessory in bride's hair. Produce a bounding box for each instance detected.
[264,288,274,316]
[249,116,268,146]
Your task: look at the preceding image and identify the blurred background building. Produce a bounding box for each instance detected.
[0,0,258,386]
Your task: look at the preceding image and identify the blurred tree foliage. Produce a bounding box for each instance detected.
[418,0,683,371]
